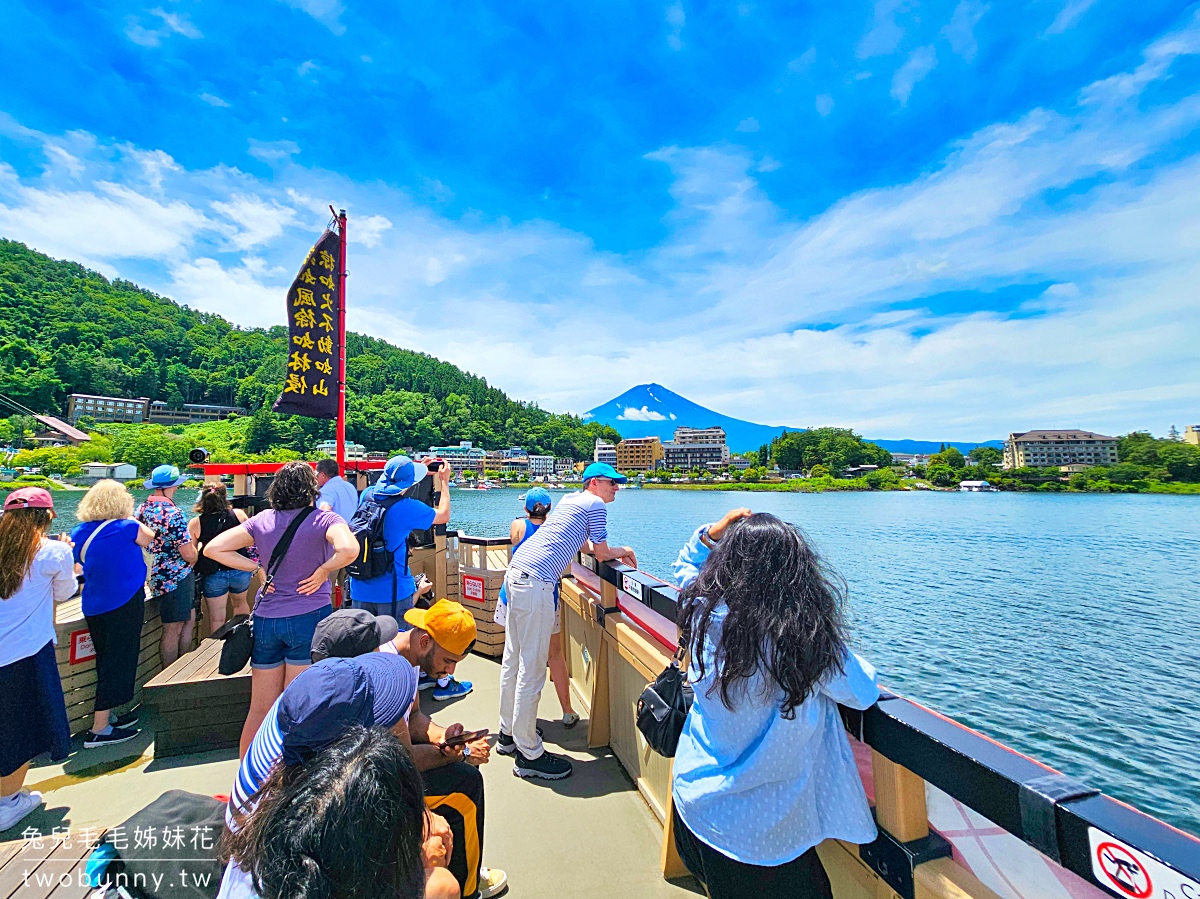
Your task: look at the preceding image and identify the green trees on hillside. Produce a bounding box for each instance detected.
[769,427,892,474]
[0,239,617,458]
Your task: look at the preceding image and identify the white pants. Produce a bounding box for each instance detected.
[498,569,556,759]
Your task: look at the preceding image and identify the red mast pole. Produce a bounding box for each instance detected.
[336,208,348,473]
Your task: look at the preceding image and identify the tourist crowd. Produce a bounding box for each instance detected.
[0,455,879,899]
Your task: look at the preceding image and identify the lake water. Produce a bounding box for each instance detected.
[47,486,1200,837]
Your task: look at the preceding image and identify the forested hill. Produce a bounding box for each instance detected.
[0,238,617,458]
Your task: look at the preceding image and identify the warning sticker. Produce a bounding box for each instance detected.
[462,574,485,603]
[1089,827,1200,899]
[69,629,96,664]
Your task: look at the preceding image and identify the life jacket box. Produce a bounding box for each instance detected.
[458,566,506,657]
[55,594,164,736]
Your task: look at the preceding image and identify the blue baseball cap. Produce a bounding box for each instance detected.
[582,462,627,484]
[143,464,188,490]
[380,455,428,490]
[524,487,552,511]
[277,655,415,766]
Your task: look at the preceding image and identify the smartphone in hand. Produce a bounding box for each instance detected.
[439,728,490,748]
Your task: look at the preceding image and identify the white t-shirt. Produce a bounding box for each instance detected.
[0,539,77,668]
[216,861,256,899]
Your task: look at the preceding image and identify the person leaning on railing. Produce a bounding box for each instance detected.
[669,509,881,899]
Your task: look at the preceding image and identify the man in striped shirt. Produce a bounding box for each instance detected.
[497,462,638,779]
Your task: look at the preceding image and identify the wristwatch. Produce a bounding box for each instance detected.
[461,745,471,761]
[699,526,718,549]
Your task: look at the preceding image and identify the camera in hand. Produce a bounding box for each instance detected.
[427,460,444,472]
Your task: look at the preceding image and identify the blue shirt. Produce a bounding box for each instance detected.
[317,475,359,524]
[348,488,436,605]
[71,519,148,616]
[670,525,880,865]
[509,491,607,584]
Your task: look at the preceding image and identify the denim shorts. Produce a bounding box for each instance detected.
[157,572,196,624]
[201,568,253,598]
[251,605,332,669]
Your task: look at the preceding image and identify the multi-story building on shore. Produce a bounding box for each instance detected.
[1185,425,1200,446]
[428,440,487,474]
[528,455,555,478]
[662,426,730,469]
[148,400,246,425]
[615,436,664,471]
[66,394,150,424]
[1003,430,1118,469]
[593,439,618,465]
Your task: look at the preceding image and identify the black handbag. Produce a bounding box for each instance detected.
[214,506,314,676]
[636,634,694,758]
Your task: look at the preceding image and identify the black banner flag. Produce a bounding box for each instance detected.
[273,229,340,419]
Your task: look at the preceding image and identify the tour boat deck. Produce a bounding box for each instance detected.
[0,651,701,898]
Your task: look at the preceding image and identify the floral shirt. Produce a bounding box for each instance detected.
[135,498,193,595]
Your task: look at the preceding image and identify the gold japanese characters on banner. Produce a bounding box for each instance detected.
[273,228,341,419]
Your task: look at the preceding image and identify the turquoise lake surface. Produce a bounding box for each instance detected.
[47,486,1200,837]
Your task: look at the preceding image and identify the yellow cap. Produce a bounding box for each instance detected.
[404,600,477,656]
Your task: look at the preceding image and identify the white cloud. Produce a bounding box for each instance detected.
[618,406,668,421]
[297,60,318,77]
[736,117,760,133]
[125,8,203,47]
[280,0,346,35]
[248,139,301,163]
[789,47,816,73]
[1044,0,1098,36]
[891,46,937,105]
[199,93,230,107]
[858,0,906,59]
[168,257,289,328]
[211,195,301,249]
[665,2,685,51]
[942,1,989,62]
[816,94,835,117]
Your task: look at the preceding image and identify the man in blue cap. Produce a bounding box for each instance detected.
[350,455,471,701]
[496,462,637,779]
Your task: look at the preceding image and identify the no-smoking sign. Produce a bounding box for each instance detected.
[1088,828,1199,899]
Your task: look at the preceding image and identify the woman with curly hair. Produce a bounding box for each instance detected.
[0,489,76,830]
[71,479,156,748]
[204,461,357,756]
[669,509,880,899]
[218,725,459,899]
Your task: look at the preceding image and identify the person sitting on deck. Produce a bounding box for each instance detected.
[309,603,506,899]
[669,509,880,899]
[498,462,637,780]
[495,488,578,728]
[219,661,459,899]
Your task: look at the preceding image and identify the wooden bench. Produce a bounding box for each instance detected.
[0,835,98,899]
[141,638,251,758]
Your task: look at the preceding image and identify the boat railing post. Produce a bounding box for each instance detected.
[872,750,930,842]
[585,576,616,750]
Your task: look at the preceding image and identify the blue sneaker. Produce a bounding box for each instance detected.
[418,673,437,691]
[432,678,473,701]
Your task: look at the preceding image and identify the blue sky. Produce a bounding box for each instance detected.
[1,1,1198,439]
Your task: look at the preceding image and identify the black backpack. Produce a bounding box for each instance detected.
[345,489,409,582]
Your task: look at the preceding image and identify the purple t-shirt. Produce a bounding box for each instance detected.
[242,507,342,618]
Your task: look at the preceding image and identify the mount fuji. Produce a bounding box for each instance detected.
[583,384,1001,455]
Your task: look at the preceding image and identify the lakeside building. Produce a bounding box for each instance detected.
[593,439,617,465]
[1186,425,1200,446]
[67,393,150,424]
[316,440,367,459]
[1003,430,1118,469]
[528,454,555,478]
[429,440,487,474]
[554,457,577,476]
[148,401,246,425]
[78,461,138,482]
[616,436,664,471]
[662,426,730,470]
[890,452,934,467]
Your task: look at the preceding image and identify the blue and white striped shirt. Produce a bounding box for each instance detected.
[226,698,285,832]
[509,491,608,584]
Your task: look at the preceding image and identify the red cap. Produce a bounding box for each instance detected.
[3,487,55,511]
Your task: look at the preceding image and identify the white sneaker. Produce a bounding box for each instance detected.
[478,866,508,898]
[0,790,43,831]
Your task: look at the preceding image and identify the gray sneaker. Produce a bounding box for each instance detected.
[513,749,572,780]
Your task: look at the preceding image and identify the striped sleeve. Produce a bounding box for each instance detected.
[585,502,607,545]
[226,699,284,832]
